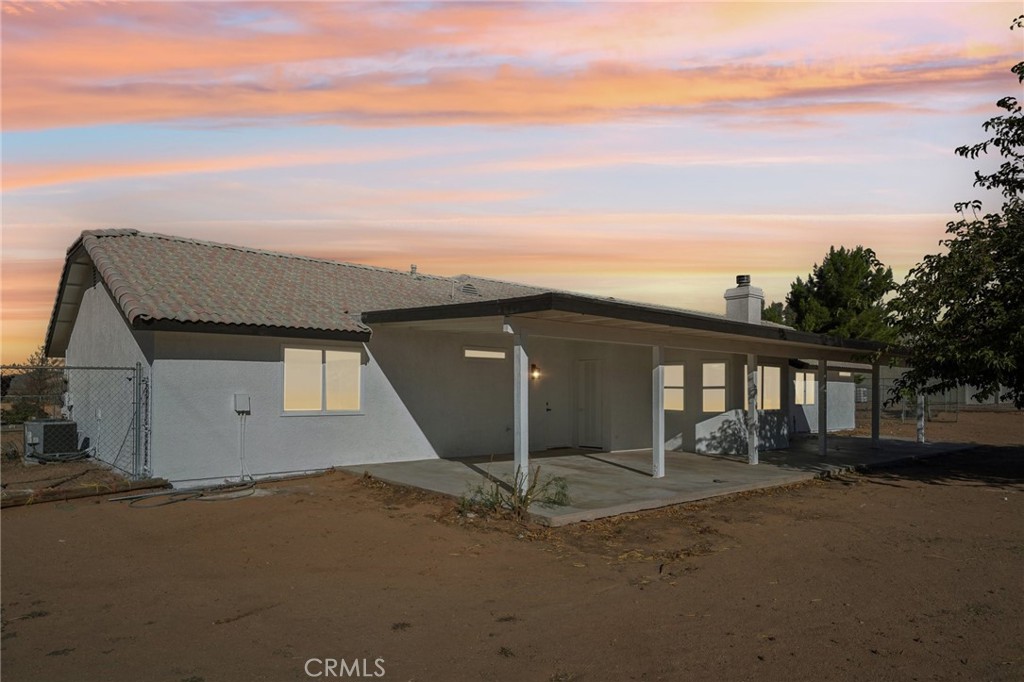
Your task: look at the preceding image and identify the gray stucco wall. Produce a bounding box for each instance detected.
[61,284,816,482]
[149,331,438,484]
[64,280,151,368]
[62,281,152,474]
[694,409,789,455]
[790,370,857,433]
[367,327,515,458]
[368,328,655,457]
[663,352,789,455]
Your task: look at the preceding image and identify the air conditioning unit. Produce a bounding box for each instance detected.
[23,420,79,459]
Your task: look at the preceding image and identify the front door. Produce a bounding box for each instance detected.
[575,359,603,449]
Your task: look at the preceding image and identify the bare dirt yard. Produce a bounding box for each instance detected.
[846,409,1023,446]
[2,413,1021,681]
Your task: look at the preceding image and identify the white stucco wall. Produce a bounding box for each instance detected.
[149,331,438,484]
[694,409,789,455]
[64,280,151,368]
[790,370,857,433]
[62,280,152,474]
[61,280,839,482]
[368,327,515,458]
[368,329,655,457]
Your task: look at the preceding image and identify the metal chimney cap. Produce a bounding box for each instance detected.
[736,274,751,286]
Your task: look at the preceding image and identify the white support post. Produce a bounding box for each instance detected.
[652,346,666,478]
[871,364,881,449]
[916,394,926,443]
[746,354,759,465]
[817,360,828,457]
[512,328,530,495]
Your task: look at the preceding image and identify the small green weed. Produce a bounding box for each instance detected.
[459,465,571,521]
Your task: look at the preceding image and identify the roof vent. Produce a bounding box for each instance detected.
[410,264,417,275]
[736,274,751,287]
[459,282,480,296]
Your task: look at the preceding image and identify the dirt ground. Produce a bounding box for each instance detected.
[1,416,1021,681]
[1,459,128,496]
[846,409,1023,446]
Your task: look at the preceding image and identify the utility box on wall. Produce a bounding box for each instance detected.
[234,393,251,414]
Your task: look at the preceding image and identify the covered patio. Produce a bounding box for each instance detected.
[365,288,895,497]
[348,436,970,526]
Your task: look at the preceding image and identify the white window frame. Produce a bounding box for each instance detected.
[744,364,782,411]
[794,371,816,406]
[702,361,727,414]
[664,363,685,412]
[282,344,364,416]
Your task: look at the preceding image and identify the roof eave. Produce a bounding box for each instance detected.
[362,292,888,355]
[132,319,372,343]
[43,239,91,358]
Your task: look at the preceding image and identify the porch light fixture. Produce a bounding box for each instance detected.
[530,364,541,381]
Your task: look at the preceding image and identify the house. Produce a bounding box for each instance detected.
[45,229,886,487]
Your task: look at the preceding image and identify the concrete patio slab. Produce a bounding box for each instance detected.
[345,436,973,526]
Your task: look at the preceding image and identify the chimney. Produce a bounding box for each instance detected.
[724,274,763,324]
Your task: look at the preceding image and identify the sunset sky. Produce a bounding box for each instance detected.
[2,1,1020,363]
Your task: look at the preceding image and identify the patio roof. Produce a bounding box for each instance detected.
[363,291,887,363]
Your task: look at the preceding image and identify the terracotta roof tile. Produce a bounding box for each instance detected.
[77,229,548,335]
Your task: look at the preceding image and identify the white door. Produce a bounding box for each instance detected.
[575,359,603,449]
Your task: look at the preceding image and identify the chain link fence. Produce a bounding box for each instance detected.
[1,364,150,479]
[854,377,960,425]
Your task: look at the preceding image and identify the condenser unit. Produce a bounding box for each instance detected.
[23,420,79,459]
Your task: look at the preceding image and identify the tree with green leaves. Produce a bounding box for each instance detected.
[891,17,1024,408]
[762,300,793,326]
[773,245,896,342]
[1,345,64,424]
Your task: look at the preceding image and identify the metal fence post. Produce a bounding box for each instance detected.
[134,362,143,479]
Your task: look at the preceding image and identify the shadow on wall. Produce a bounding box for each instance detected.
[793,406,811,433]
[695,410,788,456]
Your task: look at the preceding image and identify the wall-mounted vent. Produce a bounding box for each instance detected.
[459,282,480,296]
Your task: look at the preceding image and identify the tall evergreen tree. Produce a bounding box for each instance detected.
[785,245,896,342]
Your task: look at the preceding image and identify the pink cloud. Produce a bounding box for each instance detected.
[1,211,954,362]
[3,146,461,190]
[2,2,1016,130]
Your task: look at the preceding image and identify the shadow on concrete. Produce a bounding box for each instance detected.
[347,436,1007,526]
[450,448,597,493]
[459,460,511,492]
[580,453,651,477]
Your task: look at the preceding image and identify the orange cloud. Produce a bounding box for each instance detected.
[3,146,461,191]
[1,259,63,364]
[3,54,1011,131]
[2,212,952,362]
[2,1,1015,130]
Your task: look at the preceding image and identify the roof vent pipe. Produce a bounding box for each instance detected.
[410,264,417,276]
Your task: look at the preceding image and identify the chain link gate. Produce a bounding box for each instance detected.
[1,363,150,479]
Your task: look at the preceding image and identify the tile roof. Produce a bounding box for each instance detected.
[73,229,549,335]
